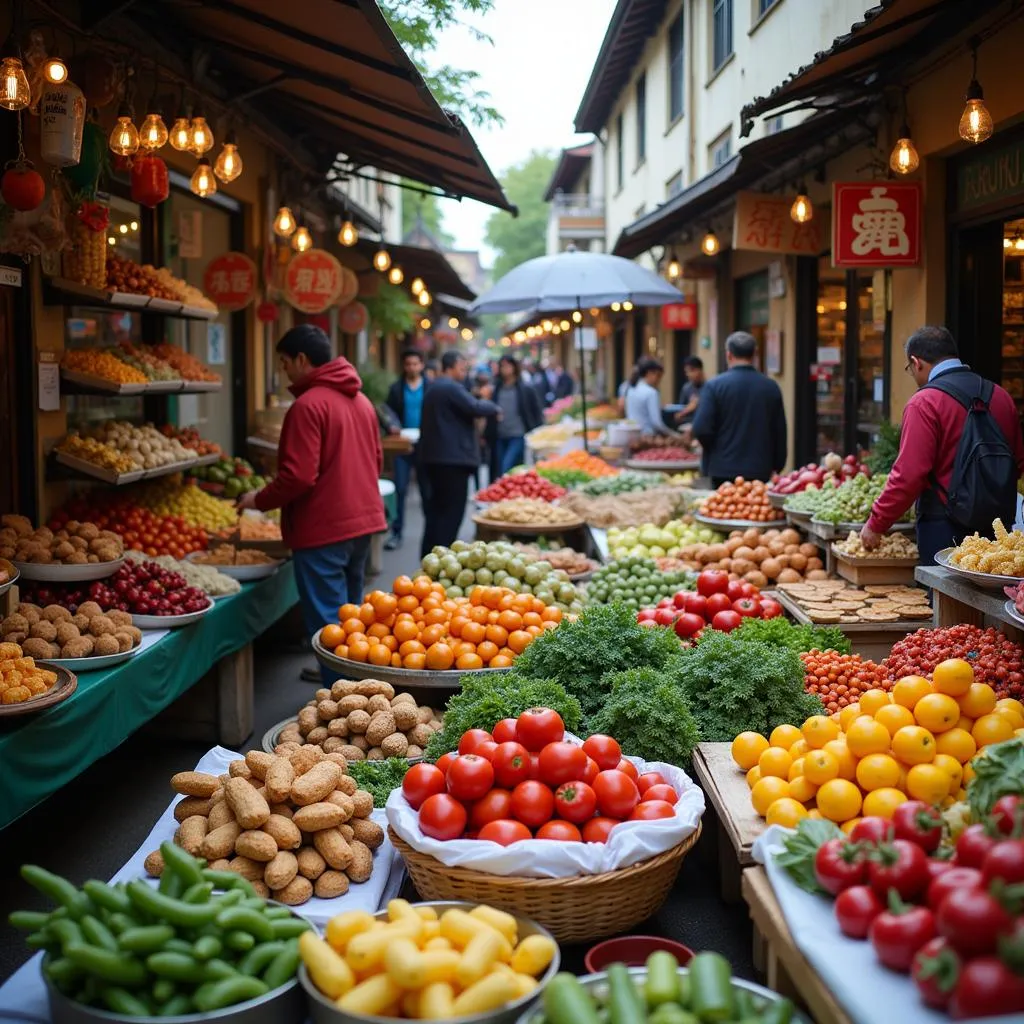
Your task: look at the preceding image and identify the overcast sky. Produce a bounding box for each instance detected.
[427,0,618,261]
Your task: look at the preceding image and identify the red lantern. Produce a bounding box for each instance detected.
[1,161,46,211]
[130,153,169,208]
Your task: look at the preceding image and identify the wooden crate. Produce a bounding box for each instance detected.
[832,549,917,586]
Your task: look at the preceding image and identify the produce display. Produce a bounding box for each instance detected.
[834,530,918,559]
[949,518,1024,576]
[300,899,557,1018]
[797,472,912,526]
[60,348,148,386]
[238,514,282,541]
[11,847,309,1016]
[776,579,932,624]
[578,471,667,496]
[606,519,723,560]
[192,544,276,566]
[800,649,889,712]
[671,526,824,586]
[124,550,240,599]
[475,470,566,503]
[535,466,595,488]
[477,499,582,526]
[1,602,140,660]
[150,342,221,383]
[146,750,384,905]
[700,479,784,523]
[113,342,182,383]
[52,496,210,557]
[190,456,267,499]
[883,625,1024,700]
[131,479,238,532]
[560,487,689,529]
[279,678,442,761]
[89,560,211,617]
[536,450,618,477]
[0,515,124,565]
[107,254,217,311]
[160,425,221,457]
[56,434,137,475]
[584,557,694,610]
[0,641,60,704]
[84,421,195,473]
[769,452,870,496]
[526,423,577,450]
[628,446,696,463]
[732,617,851,655]
[512,542,597,577]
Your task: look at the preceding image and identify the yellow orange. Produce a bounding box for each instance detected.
[839,703,862,729]
[932,753,963,794]
[803,749,840,786]
[956,715,976,733]
[823,740,857,781]
[874,703,915,737]
[789,738,810,758]
[321,623,345,648]
[769,724,804,750]
[393,575,414,597]
[802,715,840,749]
[996,697,1024,719]
[746,765,763,789]
[906,764,952,804]
[367,643,391,667]
[846,717,891,758]
[855,753,901,792]
[489,654,514,668]
[788,775,819,803]
[972,713,1015,747]
[807,809,823,820]
[455,651,483,670]
[732,732,770,770]
[892,675,932,710]
[758,747,793,779]
[816,779,862,823]
[932,658,974,697]
[751,776,791,816]
[424,642,455,671]
[891,725,937,765]
[338,602,360,622]
[913,693,961,734]
[347,639,370,663]
[959,683,997,719]
[766,798,808,828]
[994,705,1024,730]
[859,689,891,716]
[403,652,427,670]
[862,787,908,819]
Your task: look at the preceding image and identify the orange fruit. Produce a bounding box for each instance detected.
[380,635,398,652]
[789,738,809,758]
[788,775,818,803]
[932,659,974,697]
[815,779,862,823]
[397,594,419,613]
[498,647,516,660]
[423,607,448,627]
[507,629,533,654]
[347,639,370,663]
[420,623,446,647]
[341,617,364,635]
[862,787,908,819]
[498,610,523,632]
[452,640,475,658]
[489,654,513,668]
[338,602,360,622]
[367,622,391,640]
[368,644,392,666]
[802,715,840,749]
[393,575,414,596]
[751,777,791,816]
[357,602,376,626]
[399,639,426,657]
[403,652,427,670]
[333,644,348,659]
[934,727,976,763]
[846,717,891,757]
[746,765,762,789]
[765,797,808,828]
[914,693,960,733]
[996,697,1024,720]
[469,606,489,625]
[541,607,563,623]
[787,756,806,781]
[481,587,502,609]
[855,753,901,791]
[412,577,433,601]
[995,705,1024,730]
[422,597,443,613]
[541,620,559,631]
[522,612,543,629]
[838,703,862,730]
[874,703,915,737]
[803,749,839,785]
[456,652,484,670]
[823,740,857,781]
[321,623,345,648]
[476,640,499,664]
[732,732,770,770]
[859,689,891,716]
[891,725,937,765]
[371,592,398,619]
[957,715,976,733]
[441,599,459,613]
[425,642,455,671]
[393,619,419,644]
[391,653,403,667]
[462,621,486,645]
[769,724,803,750]
[345,631,367,647]
[892,675,932,710]
[526,625,543,638]
[959,682,997,719]
[932,753,963,793]
[758,747,793,779]
[449,615,469,638]
[485,624,509,647]
[972,713,1015,747]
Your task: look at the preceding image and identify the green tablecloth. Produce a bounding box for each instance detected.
[0,562,298,830]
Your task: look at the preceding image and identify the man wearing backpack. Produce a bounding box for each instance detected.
[860,326,1024,568]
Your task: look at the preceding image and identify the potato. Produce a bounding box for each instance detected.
[293,802,346,831]
[171,771,221,797]
[228,855,267,882]
[338,694,369,715]
[263,813,302,851]
[339,824,354,842]
[365,711,396,747]
[224,778,270,830]
[347,709,371,735]
[777,568,802,583]
[289,746,324,776]
[366,747,385,761]
[408,724,433,748]
[177,815,208,856]
[357,680,394,700]
[346,840,373,883]
[264,850,299,890]
[313,828,353,870]
[291,761,343,806]
[296,846,327,880]
[307,726,329,746]
[297,706,319,734]
[407,745,423,759]
[351,791,374,819]
[324,752,349,774]
[315,870,351,899]
[264,758,295,804]
[381,733,409,758]
[392,703,418,731]
[144,849,164,877]
[349,817,384,849]
[366,694,391,715]
[244,751,275,780]
[327,717,349,739]
[201,821,242,860]
[314,687,332,702]
[350,736,369,752]
[173,795,213,822]
[273,875,313,906]
[208,858,231,872]
[228,760,252,780]
[317,699,340,721]
[391,693,416,707]
[416,706,434,725]
[325,791,355,821]
[251,880,271,899]
[335,774,358,796]
[235,829,278,862]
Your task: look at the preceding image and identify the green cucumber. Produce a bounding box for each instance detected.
[542,972,602,1024]
[606,963,645,1024]
[688,952,735,1022]
[645,951,681,1007]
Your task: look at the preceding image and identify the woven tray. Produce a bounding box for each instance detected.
[388,823,701,943]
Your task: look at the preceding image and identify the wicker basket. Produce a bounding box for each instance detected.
[388,824,702,943]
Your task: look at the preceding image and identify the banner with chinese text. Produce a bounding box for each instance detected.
[732,191,825,256]
[202,252,257,312]
[832,182,921,268]
[284,249,344,313]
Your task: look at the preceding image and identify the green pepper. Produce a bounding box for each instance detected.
[151,977,176,1004]
[269,916,311,940]
[20,866,89,919]
[262,938,300,989]
[606,963,645,1024]
[44,957,83,986]
[215,906,274,942]
[105,913,136,935]
[759,998,795,1024]
[163,938,195,956]
[160,841,205,888]
[158,993,194,1016]
[688,952,735,1022]
[263,906,293,920]
[81,915,118,952]
[101,987,150,1015]
[126,881,219,928]
[64,943,147,986]
[25,929,56,951]
[182,881,215,904]
[645,951,681,1007]
[8,910,51,931]
[118,925,175,954]
[204,958,239,981]
[146,951,207,984]
[158,869,184,898]
[193,975,268,1012]
[83,880,131,915]
[193,935,223,961]
[542,973,602,1024]
[238,941,284,976]
[225,929,256,952]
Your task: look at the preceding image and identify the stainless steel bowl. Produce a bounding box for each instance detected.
[300,900,561,1024]
[515,965,811,1024]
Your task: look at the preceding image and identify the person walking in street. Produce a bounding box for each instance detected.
[238,325,385,682]
[419,350,499,555]
[384,348,428,552]
[690,331,787,486]
[487,355,544,477]
[675,356,706,426]
[553,363,575,400]
[860,326,1024,568]
[626,357,679,438]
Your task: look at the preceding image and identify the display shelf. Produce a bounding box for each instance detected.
[54,449,199,485]
[916,565,1024,639]
[60,369,222,395]
[44,277,219,320]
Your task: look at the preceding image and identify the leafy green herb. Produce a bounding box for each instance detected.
[678,630,823,741]
[967,738,1024,820]
[733,617,851,656]
[588,667,699,766]
[865,420,901,475]
[346,759,410,807]
[424,674,582,761]
[775,818,844,894]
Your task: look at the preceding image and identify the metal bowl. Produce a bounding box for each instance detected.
[300,900,560,1024]
[515,965,810,1024]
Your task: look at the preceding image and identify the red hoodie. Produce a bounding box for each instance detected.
[254,358,386,550]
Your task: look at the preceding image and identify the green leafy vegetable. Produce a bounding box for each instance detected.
[345,759,410,808]
[967,738,1024,820]
[588,667,699,766]
[424,674,582,761]
[865,420,901,475]
[733,617,851,655]
[678,630,823,741]
[774,818,844,894]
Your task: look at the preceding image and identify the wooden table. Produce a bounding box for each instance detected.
[742,867,854,1024]
[690,743,765,903]
[916,565,1024,639]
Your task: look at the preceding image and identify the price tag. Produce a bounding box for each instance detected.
[38,353,60,411]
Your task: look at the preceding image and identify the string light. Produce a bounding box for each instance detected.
[559,320,570,331]
[291,225,313,252]
[551,324,561,335]
[417,290,431,306]
[889,126,920,175]
[388,265,404,285]
[109,107,139,156]
[448,316,459,328]
[43,56,67,85]
[0,57,31,111]
[130,221,138,231]
[542,319,553,332]
[667,252,681,279]
[410,277,425,295]
[1016,237,1024,252]
[572,310,583,323]
[790,185,813,224]
[189,112,214,155]
[338,220,358,246]
[373,246,391,272]
[213,130,242,183]
[701,229,720,256]
[190,157,216,198]
[611,302,621,311]
[959,43,993,144]
[107,236,115,245]
[140,112,168,151]
[420,318,431,329]
[273,206,296,238]
[461,327,473,341]
[169,111,191,151]
[622,301,634,311]
[1004,238,1012,250]
[119,224,128,234]
[514,330,527,342]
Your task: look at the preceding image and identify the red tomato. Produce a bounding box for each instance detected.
[491,742,532,789]
[760,599,783,619]
[732,598,761,618]
[554,781,598,823]
[446,754,495,802]
[814,838,867,895]
[473,740,499,763]
[579,755,599,786]
[401,763,446,810]
[949,956,1024,1019]
[867,840,930,901]
[636,772,668,795]
[937,887,1015,957]
[515,708,565,751]
[711,610,743,633]
[510,780,555,828]
[870,902,937,972]
[726,580,746,601]
[704,592,732,616]
[674,613,705,639]
[891,800,943,853]
[616,758,639,781]
[491,718,519,744]
[582,817,620,843]
[992,794,1024,835]
[849,817,893,846]
[528,753,542,780]
[955,824,1000,868]
[538,741,587,785]
[419,794,467,840]
[630,800,675,821]
[696,569,730,597]
[641,784,679,804]
[536,820,582,841]
[435,752,458,778]
[682,593,707,617]
[654,607,678,627]
[834,884,883,939]
[926,866,982,912]
[983,838,1024,885]
[911,937,960,1010]
[458,729,494,755]
[593,770,640,819]
[477,819,532,845]
[582,735,622,771]
[637,608,658,623]
[469,789,513,830]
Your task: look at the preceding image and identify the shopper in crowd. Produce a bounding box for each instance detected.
[419,350,500,555]
[861,325,1024,567]
[689,331,786,486]
[239,324,385,682]
[487,355,544,477]
[424,358,439,381]
[675,356,706,426]
[531,361,551,407]
[383,348,429,552]
[552,362,575,400]
[625,357,679,438]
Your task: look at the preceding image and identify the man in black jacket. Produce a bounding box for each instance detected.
[486,355,544,480]
[383,349,428,551]
[690,331,787,485]
[419,350,499,555]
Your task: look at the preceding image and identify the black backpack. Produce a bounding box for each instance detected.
[923,370,1018,533]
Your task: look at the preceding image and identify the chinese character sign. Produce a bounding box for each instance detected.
[832,182,921,268]
[339,301,369,335]
[284,249,343,313]
[202,252,257,312]
[732,191,824,256]
[660,303,698,330]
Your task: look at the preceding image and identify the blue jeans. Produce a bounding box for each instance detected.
[391,452,418,539]
[292,536,372,684]
[496,436,525,476]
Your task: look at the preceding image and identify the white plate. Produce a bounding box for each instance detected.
[935,547,1024,590]
[46,642,143,671]
[693,512,785,530]
[13,556,125,582]
[1004,600,1024,629]
[132,600,214,629]
[186,552,283,580]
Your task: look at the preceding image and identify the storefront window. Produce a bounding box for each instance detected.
[815,266,845,458]
[1002,218,1024,413]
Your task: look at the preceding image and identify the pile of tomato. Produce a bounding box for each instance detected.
[810,793,1024,1017]
[401,708,682,845]
[884,625,1024,700]
[475,470,566,504]
[801,649,892,712]
[49,501,207,559]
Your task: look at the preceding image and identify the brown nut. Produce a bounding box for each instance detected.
[171,771,221,797]
[366,694,391,715]
[251,879,271,899]
[208,858,232,872]
[338,694,369,715]
[143,850,164,877]
[327,718,349,739]
[346,840,373,883]
[307,726,329,746]
[235,829,278,862]
[244,751,275,780]
[173,795,213,822]
[207,799,235,831]
[351,790,374,819]
[228,760,252,780]
[292,802,345,832]
[227,856,266,882]
[201,821,242,861]
[349,817,384,850]
[264,758,295,804]
[289,746,324,776]
[296,846,327,880]
[312,828,353,870]
[338,744,365,762]
[346,709,371,735]
[325,791,355,822]
[365,710,397,748]
[314,870,350,899]
[317,699,340,721]
[290,761,342,806]
[177,815,208,856]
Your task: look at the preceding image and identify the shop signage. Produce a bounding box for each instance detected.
[203,252,257,312]
[339,300,369,334]
[732,191,824,256]
[660,302,698,330]
[284,248,343,314]
[832,182,921,268]
[256,301,278,323]
[957,137,1024,213]
[337,265,359,308]
[0,266,22,288]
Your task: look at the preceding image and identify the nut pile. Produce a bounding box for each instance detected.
[1,602,141,659]
[834,530,918,559]
[0,641,59,704]
[477,499,580,526]
[145,751,385,906]
[284,679,442,761]
[56,434,137,475]
[1,516,124,565]
[85,421,193,471]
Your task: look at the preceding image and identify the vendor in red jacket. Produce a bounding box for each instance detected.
[239,325,386,679]
[860,326,1024,567]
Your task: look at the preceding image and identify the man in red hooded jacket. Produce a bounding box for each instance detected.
[239,325,386,676]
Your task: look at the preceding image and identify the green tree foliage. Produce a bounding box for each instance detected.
[401,181,454,246]
[485,151,557,282]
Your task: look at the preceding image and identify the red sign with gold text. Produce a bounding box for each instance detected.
[832,182,922,268]
[339,301,369,334]
[202,252,257,312]
[661,303,698,330]
[732,191,824,256]
[284,249,343,313]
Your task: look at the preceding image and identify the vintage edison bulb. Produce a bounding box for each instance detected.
[790,192,813,224]
[338,220,358,246]
[387,265,404,285]
[417,290,431,307]
[273,206,296,238]
[190,158,217,198]
[140,113,168,150]
[214,142,242,183]
[43,57,68,84]
[959,86,993,144]
[890,133,920,175]
[701,231,720,256]
[109,115,139,156]
[0,57,31,110]
[373,247,391,272]
[189,116,214,155]
[170,116,191,151]
[291,226,313,252]
[667,254,681,279]
[410,277,425,295]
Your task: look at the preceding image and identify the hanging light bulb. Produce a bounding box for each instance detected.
[701,229,720,256]
[448,316,459,328]
[291,225,313,252]
[542,320,553,332]
[189,111,214,155]
[420,318,431,330]
[410,277,425,296]
[1016,236,1024,252]
[140,111,168,151]
[622,301,634,311]
[667,252,682,280]
[273,205,296,238]
[889,126,920,175]
[959,45,994,144]
[572,310,583,323]
[170,111,192,151]
[560,320,571,331]
[1004,237,1013,249]
[790,185,813,224]
[388,265,404,285]
[551,324,561,335]
[417,290,431,307]
[43,55,68,85]
[338,219,358,247]
[0,57,31,111]
[190,157,217,197]
[373,246,391,272]
[214,130,242,183]
[461,327,473,341]
[109,106,139,156]
[611,302,621,312]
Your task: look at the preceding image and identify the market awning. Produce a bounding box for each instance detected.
[126,0,515,213]
[613,107,874,258]
[348,239,476,302]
